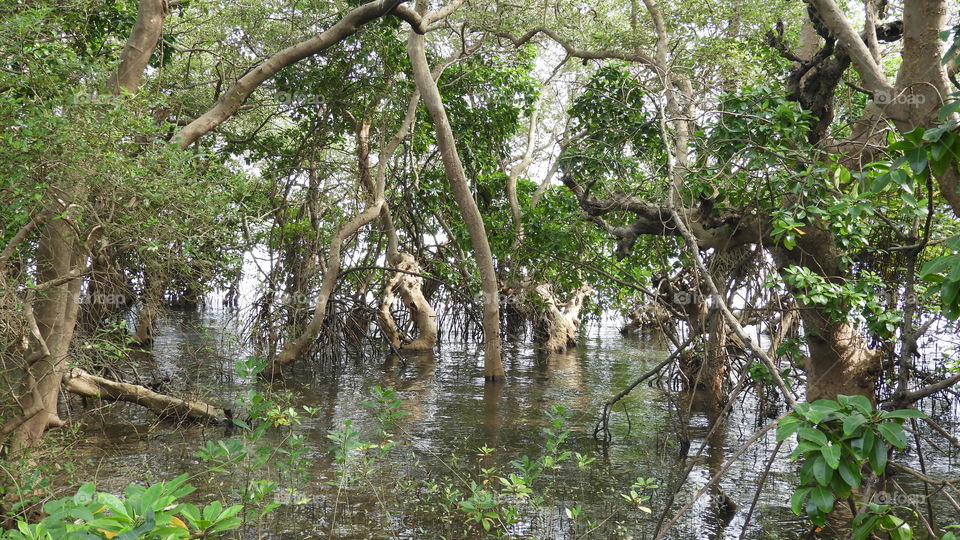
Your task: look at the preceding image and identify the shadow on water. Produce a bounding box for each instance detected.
[68,307,957,539]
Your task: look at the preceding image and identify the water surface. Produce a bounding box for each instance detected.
[69,307,956,538]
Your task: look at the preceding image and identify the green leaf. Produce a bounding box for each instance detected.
[838,460,862,489]
[790,487,812,515]
[870,437,889,475]
[776,417,801,442]
[905,147,928,175]
[799,458,816,485]
[810,399,843,415]
[882,515,913,540]
[861,427,876,454]
[812,455,833,486]
[877,422,909,450]
[846,395,873,415]
[216,504,242,522]
[930,133,957,175]
[830,472,852,499]
[805,496,826,526]
[209,515,243,533]
[117,508,156,540]
[97,493,129,520]
[203,500,222,522]
[793,402,824,424]
[890,139,918,153]
[903,128,926,146]
[870,172,891,193]
[843,413,868,436]
[790,441,821,460]
[809,486,835,514]
[820,443,841,469]
[943,278,960,309]
[939,99,960,121]
[139,482,163,511]
[65,506,97,524]
[178,503,200,524]
[74,483,96,506]
[890,168,912,194]
[852,515,881,540]
[921,256,955,279]
[799,427,828,447]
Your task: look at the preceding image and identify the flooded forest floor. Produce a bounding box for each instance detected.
[27,307,960,539]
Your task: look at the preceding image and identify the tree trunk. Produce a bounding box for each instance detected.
[131,280,162,347]
[407,29,505,380]
[353,100,440,354]
[10,218,84,452]
[621,301,670,334]
[809,0,960,217]
[800,314,880,401]
[267,200,384,378]
[174,1,404,148]
[658,276,730,400]
[106,0,167,94]
[777,226,881,401]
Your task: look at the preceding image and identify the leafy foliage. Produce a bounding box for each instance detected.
[777,396,925,528]
[562,65,662,180]
[1,475,241,540]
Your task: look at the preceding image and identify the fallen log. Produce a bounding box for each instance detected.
[63,368,227,423]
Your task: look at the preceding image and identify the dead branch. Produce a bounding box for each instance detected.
[63,368,227,423]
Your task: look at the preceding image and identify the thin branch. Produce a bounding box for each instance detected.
[593,337,693,441]
[654,412,790,539]
[0,208,52,272]
[884,373,960,410]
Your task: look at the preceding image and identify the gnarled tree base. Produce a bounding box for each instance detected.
[379,252,438,351]
[531,284,591,353]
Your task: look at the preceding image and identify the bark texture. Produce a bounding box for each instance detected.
[407,29,505,380]
[10,218,85,452]
[807,0,960,217]
[775,227,882,401]
[107,0,168,94]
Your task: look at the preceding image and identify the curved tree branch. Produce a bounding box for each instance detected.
[174,0,412,148]
[495,28,656,67]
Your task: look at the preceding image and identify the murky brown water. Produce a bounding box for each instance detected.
[66,307,958,539]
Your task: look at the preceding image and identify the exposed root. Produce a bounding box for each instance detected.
[379,253,438,351]
[531,283,592,353]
